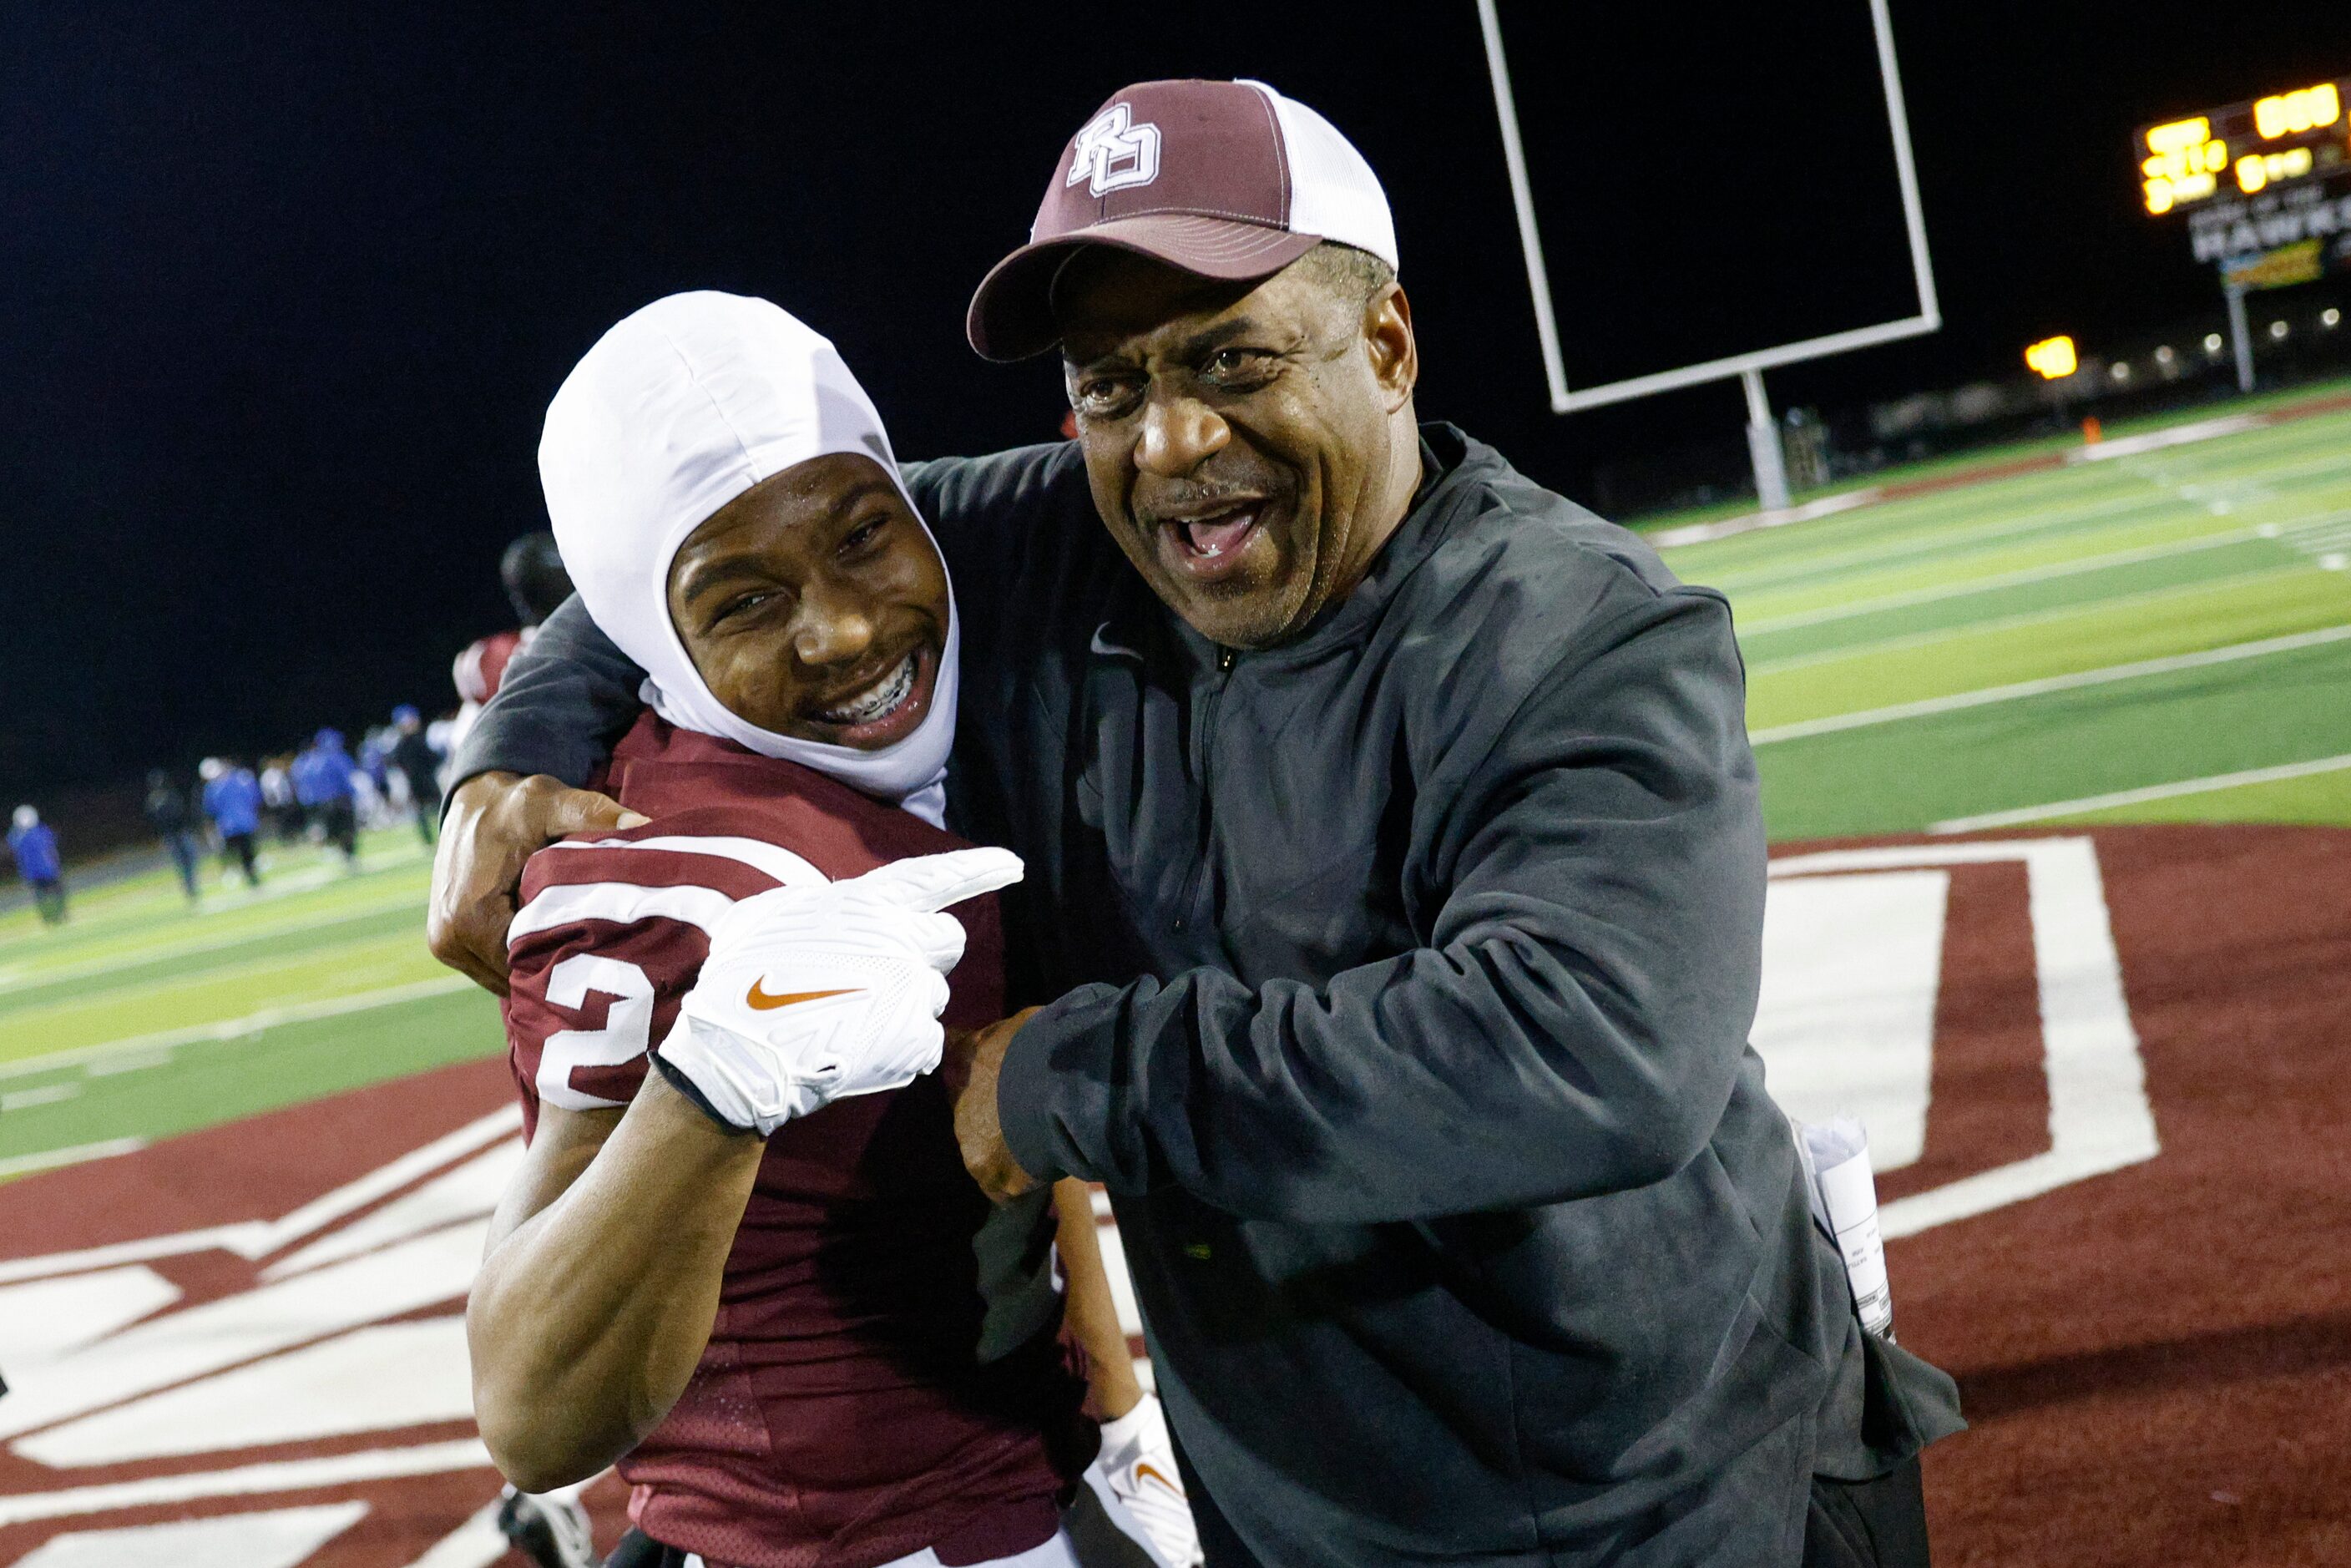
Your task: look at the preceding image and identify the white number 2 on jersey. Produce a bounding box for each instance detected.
[538,954,655,1111]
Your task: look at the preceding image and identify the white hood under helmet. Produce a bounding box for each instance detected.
[538,291,958,827]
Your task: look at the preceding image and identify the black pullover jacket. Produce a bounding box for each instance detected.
[457,425,1959,1566]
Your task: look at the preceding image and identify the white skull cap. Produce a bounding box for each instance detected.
[538,291,958,825]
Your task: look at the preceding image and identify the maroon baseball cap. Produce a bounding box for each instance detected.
[966,78,1398,362]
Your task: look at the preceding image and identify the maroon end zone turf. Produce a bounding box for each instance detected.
[0,823,2342,1564]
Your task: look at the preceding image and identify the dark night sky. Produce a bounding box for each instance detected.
[5,1,2349,803]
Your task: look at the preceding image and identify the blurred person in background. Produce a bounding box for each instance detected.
[447,531,576,773]
[144,767,203,904]
[292,728,361,869]
[260,754,301,843]
[200,756,264,887]
[389,704,443,845]
[8,806,66,926]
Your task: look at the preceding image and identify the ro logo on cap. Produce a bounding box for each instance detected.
[1066,103,1160,196]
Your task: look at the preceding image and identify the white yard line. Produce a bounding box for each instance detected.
[0,1439,492,1525]
[2065,412,2268,462]
[0,893,425,996]
[1737,524,2267,636]
[1929,752,2351,833]
[0,1137,145,1181]
[1699,487,2181,593]
[1746,562,2308,676]
[0,1084,83,1113]
[0,974,476,1081]
[1749,624,2351,746]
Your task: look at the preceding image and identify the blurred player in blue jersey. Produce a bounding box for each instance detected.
[292,729,361,869]
[200,757,265,887]
[8,806,66,925]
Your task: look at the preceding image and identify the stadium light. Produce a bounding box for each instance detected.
[2204,333,2226,354]
[2025,335,2080,379]
[2270,320,2290,339]
[2325,309,2343,328]
[2109,362,2131,382]
[2155,345,2177,364]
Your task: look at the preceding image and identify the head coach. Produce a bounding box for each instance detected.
[429,78,1961,1568]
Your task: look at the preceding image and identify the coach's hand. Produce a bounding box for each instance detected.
[427,771,646,995]
[946,1009,1044,1203]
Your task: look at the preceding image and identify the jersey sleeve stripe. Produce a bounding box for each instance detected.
[544,835,832,889]
[508,880,739,947]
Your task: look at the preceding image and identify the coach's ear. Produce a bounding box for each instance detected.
[428,772,647,995]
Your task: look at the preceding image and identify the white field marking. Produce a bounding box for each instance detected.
[0,1139,145,1181]
[20,1317,475,1466]
[1752,870,1949,1171]
[1648,488,1883,548]
[0,892,425,996]
[245,1103,521,1261]
[261,1138,523,1280]
[0,1439,490,1526]
[8,930,441,1024]
[1696,487,2182,593]
[1702,438,2351,594]
[0,1222,270,1287]
[1,1083,82,1112]
[1749,624,2351,746]
[0,1104,518,1286]
[1929,751,2351,833]
[1770,837,2156,1237]
[2065,412,2268,462]
[544,834,827,888]
[81,1048,173,1077]
[1735,523,2265,636]
[0,973,475,1082]
[0,1267,181,1363]
[12,1501,371,1568]
[401,1497,511,1568]
[1746,560,2312,677]
[0,1221,485,1440]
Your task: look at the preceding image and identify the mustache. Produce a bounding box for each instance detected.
[1133,474,1279,519]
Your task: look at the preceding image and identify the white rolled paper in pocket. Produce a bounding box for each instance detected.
[1795,1115,1894,1340]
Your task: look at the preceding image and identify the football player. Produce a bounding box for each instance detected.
[468,292,1195,1568]
[447,532,578,776]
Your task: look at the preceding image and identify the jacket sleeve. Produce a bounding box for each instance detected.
[994,587,1768,1225]
[448,597,649,791]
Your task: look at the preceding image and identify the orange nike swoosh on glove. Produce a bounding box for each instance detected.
[1133,1462,1182,1495]
[744,982,864,1011]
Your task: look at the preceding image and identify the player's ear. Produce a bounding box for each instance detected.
[1364,282,1417,411]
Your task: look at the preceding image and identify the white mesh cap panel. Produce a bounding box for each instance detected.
[1243,81,1398,271]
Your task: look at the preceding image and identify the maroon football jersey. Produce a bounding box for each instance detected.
[502,714,1090,1568]
[453,628,525,706]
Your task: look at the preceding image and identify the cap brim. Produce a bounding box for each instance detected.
[965,215,1321,362]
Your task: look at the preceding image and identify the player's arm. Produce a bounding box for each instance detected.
[468,1075,764,1493]
[1051,1179,1142,1420]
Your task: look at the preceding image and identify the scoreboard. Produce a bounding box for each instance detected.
[2138,78,2348,215]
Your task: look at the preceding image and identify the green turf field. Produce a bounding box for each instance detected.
[6,391,2349,1178]
[1651,397,2351,840]
[0,829,503,1179]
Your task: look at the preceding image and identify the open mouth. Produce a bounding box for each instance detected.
[1156,503,1264,582]
[804,649,921,747]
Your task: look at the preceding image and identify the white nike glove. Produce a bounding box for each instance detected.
[1090,1393,1202,1568]
[660,847,1024,1136]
